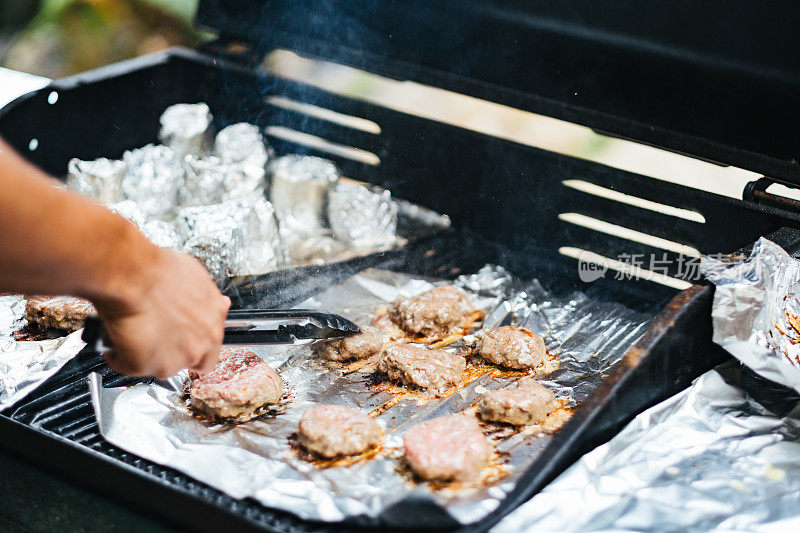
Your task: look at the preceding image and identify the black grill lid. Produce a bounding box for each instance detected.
[197,0,800,186]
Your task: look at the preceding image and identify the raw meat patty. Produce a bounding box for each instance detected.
[297,404,383,458]
[189,347,283,419]
[378,344,465,391]
[25,296,96,332]
[389,286,481,339]
[313,326,383,361]
[403,415,490,481]
[476,326,547,369]
[479,376,556,426]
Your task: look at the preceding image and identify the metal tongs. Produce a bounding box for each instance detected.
[81,309,361,353]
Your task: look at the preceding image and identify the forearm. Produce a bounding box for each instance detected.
[0,139,158,307]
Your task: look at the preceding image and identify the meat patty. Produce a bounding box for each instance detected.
[389,286,482,339]
[25,296,96,332]
[189,347,283,419]
[378,344,465,391]
[297,404,383,458]
[479,376,556,426]
[476,326,547,369]
[313,326,383,361]
[403,415,490,481]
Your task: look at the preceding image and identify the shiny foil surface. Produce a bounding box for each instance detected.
[328,181,398,248]
[106,199,147,229]
[158,102,213,158]
[270,154,339,235]
[177,197,288,279]
[181,155,266,207]
[0,296,85,411]
[702,237,800,392]
[214,122,269,169]
[66,157,125,204]
[89,266,650,525]
[493,363,800,532]
[121,144,185,217]
[140,219,183,250]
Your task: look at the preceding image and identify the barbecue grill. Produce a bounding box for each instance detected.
[1,1,800,531]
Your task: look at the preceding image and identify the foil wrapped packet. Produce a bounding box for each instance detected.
[702,237,800,392]
[66,157,125,204]
[270,154,339,235]
[177,197,288,279]
[89,266,651,525]
[328,181,398,248]
[158,103,213,158]
[106,201,182,251]
[140,219,183,250]
[121,144,185,217]
[181,155,266,207]
[214,122,269,170]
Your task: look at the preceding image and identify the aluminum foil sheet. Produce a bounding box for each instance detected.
[66,157,125,204]
[493,362,800,532]
[328,181,398,248]
[181,155,266,207]
[177,197,288,279]
[270,154,339,235]
[89,266,651,525]
[702,237,800,392]
[0,296,86,411]
[121,144,185,217]
[158,103,213,158]
[214,122,269,170]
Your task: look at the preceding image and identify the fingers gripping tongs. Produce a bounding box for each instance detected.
[81,309,361,353]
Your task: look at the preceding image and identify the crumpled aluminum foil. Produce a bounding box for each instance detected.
[106,201,183,251]
[214,122,269,170]
[181,155,266,207]
[177,197,288,279]
[492,362,800,532]
[66,157,125,204]
[0,296,86,411]
[121,144,185,217]
[270,154,339,235]
[140,219,183,250]
[702,237,800,392]
[89,266,651,525]
[328,181,398,248]
[106,200,147,229]
[158,103,213,158]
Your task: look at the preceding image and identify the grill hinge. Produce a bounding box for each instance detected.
[743,177,800,213]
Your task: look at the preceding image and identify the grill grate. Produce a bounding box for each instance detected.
[2,230,662,533]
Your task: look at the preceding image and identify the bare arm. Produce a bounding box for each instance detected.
[0,139,229,377]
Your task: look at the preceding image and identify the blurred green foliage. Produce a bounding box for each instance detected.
[2,0,201,77]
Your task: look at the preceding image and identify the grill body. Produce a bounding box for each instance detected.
[0,12,798,532]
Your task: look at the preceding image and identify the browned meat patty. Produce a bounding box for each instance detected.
[297,404,383,458]
[389,286,482,339]
[25,296,96,332]
[476,326,547,369]
[313,326,383,361]
[479,376,556,426]
[189,347,283,419]
[378,344,465,391]
[403,415,490,481]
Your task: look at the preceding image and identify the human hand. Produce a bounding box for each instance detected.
[94,247,230,378]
